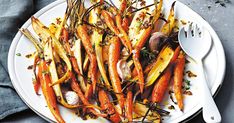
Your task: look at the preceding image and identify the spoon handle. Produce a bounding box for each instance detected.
[198,60,221,123]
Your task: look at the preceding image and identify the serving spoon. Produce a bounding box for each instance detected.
[178,23,221,123]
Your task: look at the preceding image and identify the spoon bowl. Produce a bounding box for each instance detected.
[178,24,212,60]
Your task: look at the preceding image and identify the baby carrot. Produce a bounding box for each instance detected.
[98,90,121,123]
[132,47,144,93]
[38,60,65,123]
[173,51,185,111]
[151,67,172,103]
[108,36,125,110]
[77,24,97,93]
[125,91,133,122]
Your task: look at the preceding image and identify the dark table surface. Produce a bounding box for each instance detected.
[2,0,234,122]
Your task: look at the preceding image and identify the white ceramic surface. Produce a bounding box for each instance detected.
[8,0,226,123]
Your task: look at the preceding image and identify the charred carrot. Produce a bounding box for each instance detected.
[77,24,97,93]
[38,60,65,123]
[98,90,121,123]
[108,36,125,110]
[126,91,133,122]
[151,67,172,103]
[173,51,185,111]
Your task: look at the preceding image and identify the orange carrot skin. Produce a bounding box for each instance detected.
[61,28,69,43]
[135,27,152,49]
[131,67,138,78]
[151,67,172,103]
[101,11,119,34]
[171,46,181,63]
[38,60,65,123]
[122,17,129,32]
[116,14,132,53]
[77,25,97,93]
[108,37,125,109]
[173,52,185,110]
[119,0,127,13]
[85,70,93,99]
[70,73,106,117]
[33,78,40,95]
[101,10,132,53]
[126,91,133,122]
[98,90,121,123]
[61,28,81,75]
[33,55,40,95]
[132,48,144,93]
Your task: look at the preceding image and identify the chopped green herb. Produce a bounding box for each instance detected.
[168,105,175,110]
[140,47,156,62]
[184,79,191,90]
[16,53,21,56]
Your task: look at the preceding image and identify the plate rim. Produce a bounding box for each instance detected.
[7,0,226,123]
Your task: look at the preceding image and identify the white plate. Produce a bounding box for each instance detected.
[8,0,226,122]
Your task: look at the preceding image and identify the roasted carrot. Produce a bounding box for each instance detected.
[171,46,181,63]
[31,17,72,86]
[38,60,65,123]
[126,91,133,122]
[101,10,132,52]
[122,17,130,32]
[173,51,185,111]
[151,67,172,103]
[132,47,144,93]
[77,24,97,93]
[33,75,40,95]
[70,73,107,117]
[151,46,180,103]
[33,54,40,95]
[116,14,132,53]
[98,90,121,123]
[101,10,119,34]
[85,69,94,99]
[61,28,81,76]
[119,0,127,13]
[119,0,130,32]
[135,27,152,49]
[108,36,125,110]
[131,66,138,78]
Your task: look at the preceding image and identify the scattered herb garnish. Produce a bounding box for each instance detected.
[186,70,197,78]
[140,47,156,62]
[183,90,193,95]
[184,79,191,90]
[16,53,21,56]
[25,53,33,58]
[168,105,175,110]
